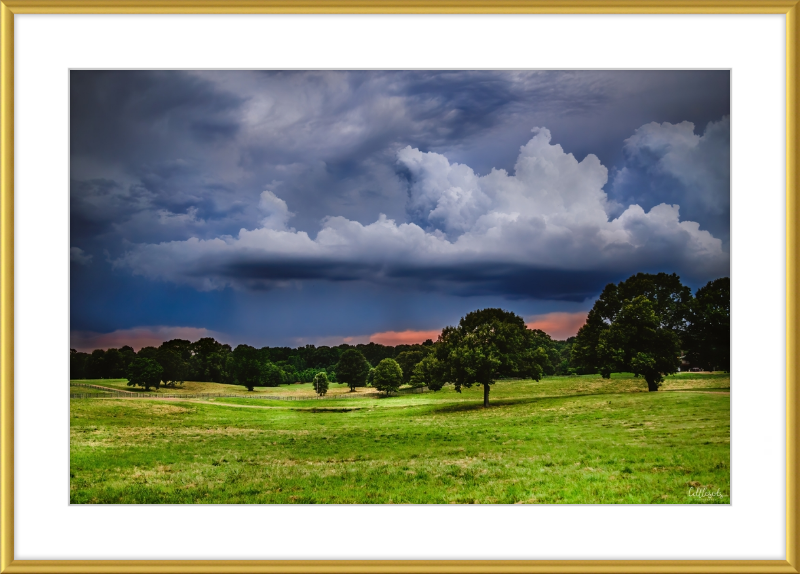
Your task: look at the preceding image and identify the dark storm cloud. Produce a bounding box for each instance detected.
[215,258,615,302]
[71,70,730,342]
[378,264,621,302]
[71,71,244,158]
[71,70,730,248]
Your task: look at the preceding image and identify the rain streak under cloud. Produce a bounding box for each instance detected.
[70,70,730,350]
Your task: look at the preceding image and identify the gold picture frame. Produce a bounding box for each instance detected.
[1,1,797,572]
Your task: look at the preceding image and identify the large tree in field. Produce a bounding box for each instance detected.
[230,344,265,391]
[572,272,692,377]
[336,349,371,391]
[190,338,232,383]
[127,358,163,391]
[684,277,730,372]
[372,358,403,396]
[431,308,551,407]
[156,346,191,387]
[596,296,681,391]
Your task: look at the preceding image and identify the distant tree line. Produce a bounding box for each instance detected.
[71,337,448,391]
[71,272,729,399]
[70,325,570,393]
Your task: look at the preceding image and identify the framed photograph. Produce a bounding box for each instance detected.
[1,1,797,572]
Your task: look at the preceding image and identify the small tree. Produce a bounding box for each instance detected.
[313,372,329,396]
[127,358,163,391]
[395,349,430,385]
[372,358,403,396]
[336,349,371,391]
[410,354,444,390]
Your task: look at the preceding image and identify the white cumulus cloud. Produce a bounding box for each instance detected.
[259,189,295,230]
[114,127,728,295]
[619,116,730,216]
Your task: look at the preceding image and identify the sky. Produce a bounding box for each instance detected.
[70,70,730,351]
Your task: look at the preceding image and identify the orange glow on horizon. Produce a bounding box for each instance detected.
[369,329,441,346]
[526,311,588,341]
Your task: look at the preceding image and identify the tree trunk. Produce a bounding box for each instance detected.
[483,383,490,407]
[647,379,659,392]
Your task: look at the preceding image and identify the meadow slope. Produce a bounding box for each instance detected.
[70,373,730,504]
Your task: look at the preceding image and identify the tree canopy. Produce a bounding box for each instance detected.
[684,277,730,372]
[372,358,403,395]
[572,272,693,383]
[230,344,265,391]
[156,346,190,387]
[395,348,432,385]
[596,295,681,391]
[570,272,718,390]
[336,349,371,391]
[127,358,163,391]
[313,371,329,396]
[428,308,551,407]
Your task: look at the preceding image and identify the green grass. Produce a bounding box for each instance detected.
[70,373,730,504]
[70,378,374,397]
[70,385,113,395]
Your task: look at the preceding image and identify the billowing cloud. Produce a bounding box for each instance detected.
[71,71,731,248]
[70,247,93,265]
[113,127,727,300]
[259,190,295,231]
[70,326,229,352]
[610,116,730,240]
[526,311,588,340]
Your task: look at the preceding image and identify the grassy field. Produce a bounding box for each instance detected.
[70,378,377,397]
[70,373,730,504]
[70,384,114,395]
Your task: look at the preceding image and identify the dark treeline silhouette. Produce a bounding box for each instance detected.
[71,273,729,395]
[71,338,447,389]
[70,333,574,391]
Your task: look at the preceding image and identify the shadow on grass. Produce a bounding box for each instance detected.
[425,387,729,415]
[662,387,731,392]
[428,396,544,414]
[302,407,363,413]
